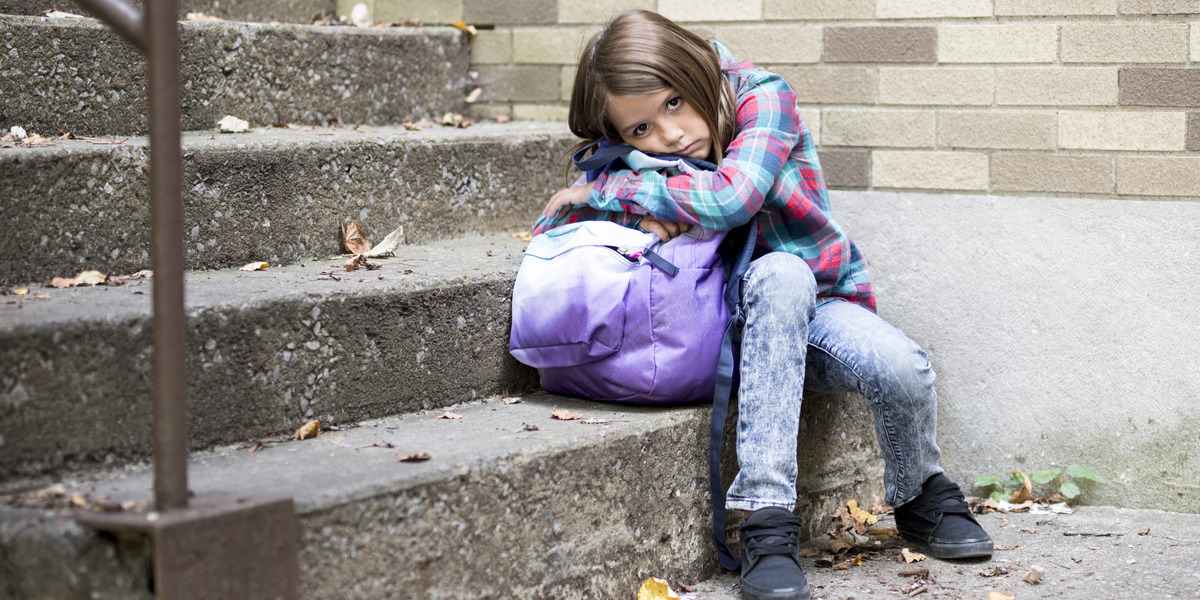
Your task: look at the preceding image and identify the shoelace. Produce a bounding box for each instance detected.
[911,480,971,517]
[742,517,803,560]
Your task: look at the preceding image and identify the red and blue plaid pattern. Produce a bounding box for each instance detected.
[533,42,875,312]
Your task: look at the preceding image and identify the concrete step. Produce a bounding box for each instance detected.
[1,0,336,24]
[0,14,469,137]
[0,121,574,286]
[0,393,723,599]
[0,232,543,481]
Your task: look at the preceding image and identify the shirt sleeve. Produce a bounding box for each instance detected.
[585,69,801,231]
[530,174,642,236]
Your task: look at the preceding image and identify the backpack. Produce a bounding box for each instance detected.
[509,141,753,569]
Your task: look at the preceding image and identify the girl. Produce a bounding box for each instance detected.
[535,11,992,600]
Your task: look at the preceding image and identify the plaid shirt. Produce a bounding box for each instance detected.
[532,42,875,311]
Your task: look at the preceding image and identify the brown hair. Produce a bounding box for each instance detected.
[568,10,736,164]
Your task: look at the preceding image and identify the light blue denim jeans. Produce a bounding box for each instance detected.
[725,252,943,512]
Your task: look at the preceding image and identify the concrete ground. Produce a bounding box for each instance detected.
[682,506,1200,600]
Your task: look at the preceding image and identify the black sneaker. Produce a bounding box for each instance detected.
[737,507,811,600]
[894,473,994,559]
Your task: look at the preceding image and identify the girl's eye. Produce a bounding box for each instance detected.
[632,124,648,137]
[666,96,682,110]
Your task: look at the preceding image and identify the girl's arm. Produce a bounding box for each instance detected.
[586,69,801,231]
[531,176,641,237]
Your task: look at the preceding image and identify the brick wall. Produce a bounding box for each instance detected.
[351,0,1200,198]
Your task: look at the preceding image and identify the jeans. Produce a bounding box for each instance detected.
[725,252,942,512]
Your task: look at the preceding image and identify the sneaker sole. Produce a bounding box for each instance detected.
[740,581,811,600]
[898,531,994,560]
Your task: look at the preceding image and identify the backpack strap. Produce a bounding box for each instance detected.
[710,218,757,571]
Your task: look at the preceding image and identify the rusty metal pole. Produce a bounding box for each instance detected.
[145,0,189,511]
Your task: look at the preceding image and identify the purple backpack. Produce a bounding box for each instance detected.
[508,220,730,404]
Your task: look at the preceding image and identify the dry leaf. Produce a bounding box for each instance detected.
[1024,565,1045,584]
[75,270,108,285]
[186,12,222,21]
[341,221,373,255]
[365,226,404,257]
[217,115,250,133]
[344,254,367,271]
[439,412,463,420]
[239,261,269,272]
[450,20,478,35]
[510,231,533,242]
[438,112,474,128]
[798,548,821,557]
[867,526,900,540]
[464,88,482,103]
[848,499,879,525]
[1009,470,1033,504]
[989,594,1015,600]
[398,452,431,463]
[828,536,853,554]
[550,407,583,421]
[636,577,680,600]
[48,277,75,289]
[493,114,511,123]
[900,548,927,563]
[898,567,929,577]
[294,419,320,440]
[13,288,28,296]
[401,121,422,131]
[1138,528,1150,536]
[580,418,609,425]
[501,396,522,405]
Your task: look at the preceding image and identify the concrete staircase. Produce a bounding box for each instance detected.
[0,6,885,599]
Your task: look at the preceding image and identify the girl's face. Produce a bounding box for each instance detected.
[606,88,711,160]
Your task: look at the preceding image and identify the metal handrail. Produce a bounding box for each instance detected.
[74,0,188,512]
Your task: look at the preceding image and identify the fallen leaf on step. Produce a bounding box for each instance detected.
[867,526,900,540]
[438,112,474,128]
[365,226,404,257]
[550,407,583,421]
[398,452,431,463]
[636,577,679,600]
[464,88,482,103]
[828,536,853,554]
[509,231,533,242]
[989,594,1015,600]
[580,418,609,425]
[439,412,463,420]
[900,548,927,563]
[1009,470,1033,504]
[239,261,269,272]
[294,419,320,440]
[798,548,821,557]
[217,115,250,133]
[1024,565,1045,584]
[899,567,929,578]
[13,288,28,296]
[450,20,477,36]
[1138,527,1150,535]
[501,396,522,405]
[49,270,109,288]
[341,221,372,255]
[848,499,879,525]
[186,12,222,21]
[344,254,368,271]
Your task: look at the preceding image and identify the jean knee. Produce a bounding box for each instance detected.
[872,335,937,405]
[741,252,818,313]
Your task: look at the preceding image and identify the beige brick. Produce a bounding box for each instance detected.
[1117,157,1200,196]
[765,0,874,19]
[938,24,1058,64]
[774,66,877,104]
[465,0,555,24]
[822,109,935,148]
[1119,0,1200,13]
[471,29,512,65]
[995,0,1117,14]
[817,149,871,188]
[996,67,1119,106]
[1193,23,1200,61]
[513,28,594,64]
[991,153,1113,194]
[873,151,989,191]
[879,68,993,106]
[514,103,571,121]
[712,25,821,64]
[797,108,822,145]
[1062,23,1189,63]
[475,65,561,102]
[374,0,463,23]
[824,27,937,64]
[939,110,1056,150]
[557,0,655,24]
[1058,110,1186,151]
[660,0,763,22]
[877,0,993,18]
[560,66,577,102]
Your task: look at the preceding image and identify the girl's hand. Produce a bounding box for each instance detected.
[638,215,690,242]
[542,181,596,218]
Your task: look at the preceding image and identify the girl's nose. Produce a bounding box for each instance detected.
[664,123,684,146]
